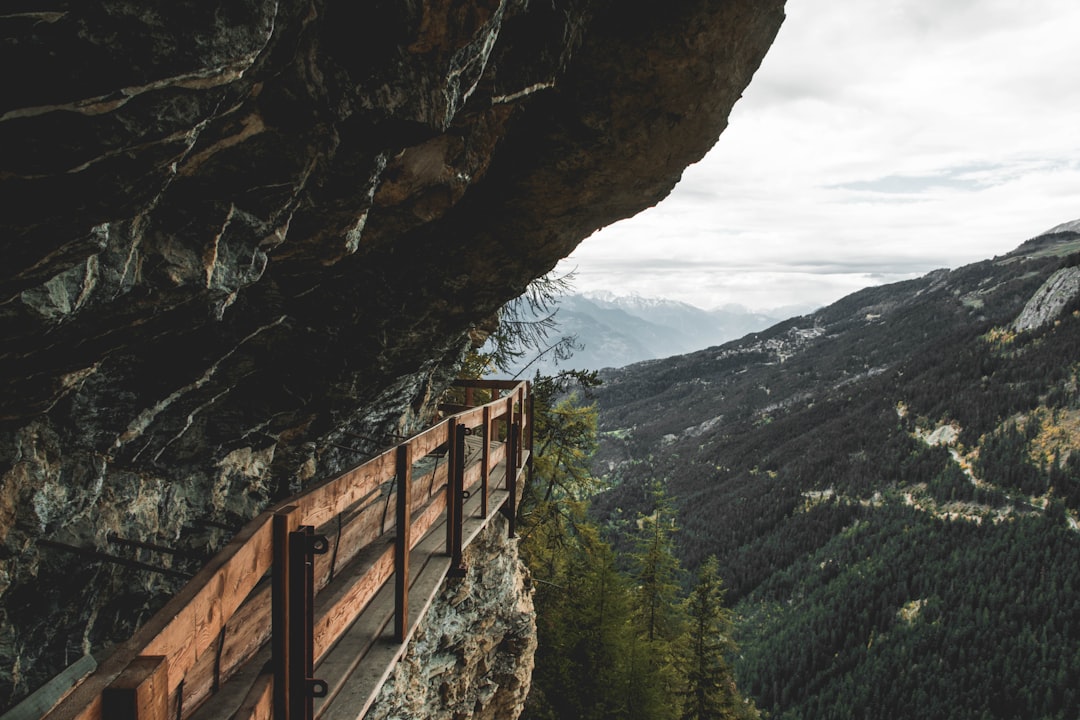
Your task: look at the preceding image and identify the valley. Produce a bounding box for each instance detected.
[585,227,1080,719]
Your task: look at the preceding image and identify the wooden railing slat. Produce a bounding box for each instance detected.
[293,449,396,530]
[409,422,450,462]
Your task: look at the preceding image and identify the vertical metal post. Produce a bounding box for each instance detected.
[394,443,412,642]
[449,422,467,576]
[481,406,491,518]
[272,507,299,720]
[504,397,513,445]
[445,418,458,558]
[505,420,519,538]
[288,527,310,720]
[516,387,525,469]
[527,387,535,486]
[273,508,327,720]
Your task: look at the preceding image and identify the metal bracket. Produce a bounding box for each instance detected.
[308,678,329,698]
[305,534,330,556]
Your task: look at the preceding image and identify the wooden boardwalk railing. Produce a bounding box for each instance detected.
[36,379,532,720]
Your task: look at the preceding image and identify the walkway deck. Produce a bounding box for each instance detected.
[31,380,532,720]
[190,438,520,720]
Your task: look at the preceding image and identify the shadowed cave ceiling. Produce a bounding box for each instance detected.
[0,0,784,704]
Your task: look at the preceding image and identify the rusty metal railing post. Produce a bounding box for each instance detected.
[481,405,491,518]
[527,384,535,486]
[273,507,328,720]
[448,421,467,576]
[272,507,299,720]
[445,418,458,559]
[516,386,525,469]
[394,442,412,642]
[504,419,520,538]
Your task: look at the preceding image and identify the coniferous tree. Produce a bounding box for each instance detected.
[631,483,684,644]
[681,556,758,720]
[626,483,686,720]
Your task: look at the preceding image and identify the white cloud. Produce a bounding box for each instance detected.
[560,0,1080,312]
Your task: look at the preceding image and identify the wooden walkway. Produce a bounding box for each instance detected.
[30,380,532,720]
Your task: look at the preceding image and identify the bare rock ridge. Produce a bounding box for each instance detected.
[1013,266,1080,332]
[0,0,785,708]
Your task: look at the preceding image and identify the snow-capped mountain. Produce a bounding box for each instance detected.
[505,292,784,376]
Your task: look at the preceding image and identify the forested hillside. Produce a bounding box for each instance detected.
[588,228,1080,719]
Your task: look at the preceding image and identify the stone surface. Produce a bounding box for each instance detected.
[1013,266,1080,332]
[0,0,785,708]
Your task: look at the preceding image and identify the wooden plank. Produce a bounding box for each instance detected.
[312,494,387,595]
[488,443,507,478]
[409,489,447,553]
[453,405,486,430]
[313,542,395,664]
[44,513,276,720]
[409,422,449,461]
[183,457,441,717]
[233,674,274,720]
[142,516,275,690]
[191,442,520,720]
[181,580,272,716]
[185,643,270,720]
[0,654,96,720]
[316,475,510,720]
[102,656,169,720]
[291,449,395,530]
[315,527,454,720]
[451,379,527,391]
[42,386,532,720]
[414,454,450,502]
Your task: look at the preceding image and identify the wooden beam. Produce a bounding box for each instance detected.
[290,450,395,530]
[101,656,169,720]
[0,655,96,720]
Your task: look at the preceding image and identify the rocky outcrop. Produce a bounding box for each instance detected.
[1013,266,1080,332]
[0,0,784,708]
[367,513,535,720]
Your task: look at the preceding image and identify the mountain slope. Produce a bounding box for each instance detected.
[589,226,1080,719]
[505,293,779,375]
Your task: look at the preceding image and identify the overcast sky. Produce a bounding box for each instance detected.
[556,0,1080,314]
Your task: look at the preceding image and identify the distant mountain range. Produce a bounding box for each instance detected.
[505,292,791,377]
[587,222,1080,719]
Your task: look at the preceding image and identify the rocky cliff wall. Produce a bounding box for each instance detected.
[0,0,784,708]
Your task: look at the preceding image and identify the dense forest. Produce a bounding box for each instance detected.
[582,230,1080,718]
[516,374,759,720]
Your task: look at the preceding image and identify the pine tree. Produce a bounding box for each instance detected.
[680,556,756,720]
[631,482,684,644]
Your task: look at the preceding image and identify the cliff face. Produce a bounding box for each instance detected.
[0,0,784,708]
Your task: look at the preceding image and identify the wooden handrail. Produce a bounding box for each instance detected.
[40,380,532,720]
